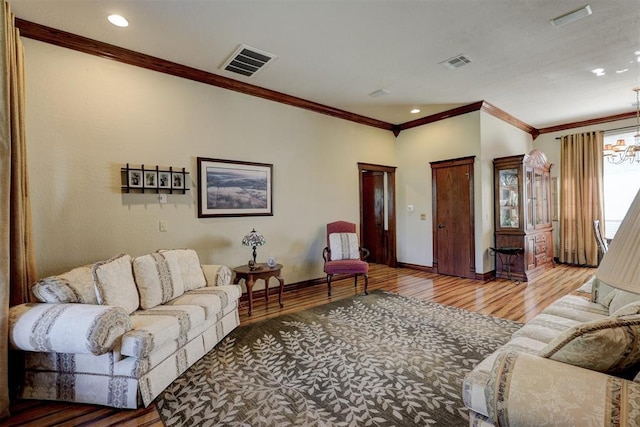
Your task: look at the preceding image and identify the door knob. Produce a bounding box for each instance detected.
[438,224,445,229]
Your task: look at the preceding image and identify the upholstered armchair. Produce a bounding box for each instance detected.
[322,221,370,296]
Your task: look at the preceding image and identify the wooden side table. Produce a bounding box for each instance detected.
[233,263,284,316]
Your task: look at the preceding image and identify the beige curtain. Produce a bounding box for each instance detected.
[558,131,604,266]
[1,0,36,418]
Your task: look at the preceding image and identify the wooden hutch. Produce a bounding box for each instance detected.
[493,149,554,281]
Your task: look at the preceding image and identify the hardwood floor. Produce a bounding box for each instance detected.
[4,263,595,426]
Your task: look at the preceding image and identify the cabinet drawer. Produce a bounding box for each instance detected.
[535,254,547,266]
[535,234,547,243]
[535,242,547,255]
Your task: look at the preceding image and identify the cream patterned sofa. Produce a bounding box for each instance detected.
[9,249,241,409]
[463,278,640,426]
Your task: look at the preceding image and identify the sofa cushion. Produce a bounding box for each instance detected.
[31,265,97,304]
[121,305,203,358]
[612,300,640,317]
[511,314,581,344]
[167,293,223,320]
[133,253,185,309]
[540,294,609,322]
[185,284,242,310]
[328,233,360,261]
[93,254,139,314]
[538,314,640,374]
[158,249,206,291]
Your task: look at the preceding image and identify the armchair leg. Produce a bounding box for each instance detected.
[364,274,369,295]
[354,275,358,288]
[327,274,333,297]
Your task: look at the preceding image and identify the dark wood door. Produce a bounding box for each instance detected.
[431,157,475,279]
[362,171,386,264]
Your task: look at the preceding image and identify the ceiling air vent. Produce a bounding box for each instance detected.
[440,54,472,70]
[221,44,276,78]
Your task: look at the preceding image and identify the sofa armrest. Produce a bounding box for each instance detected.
[486,351,640,426]
[202,264,232,286]
[9,303,131,356]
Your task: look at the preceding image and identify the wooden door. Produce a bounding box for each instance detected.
[362,171,386,263]
[358,163,397,267]
[431,157,476,279]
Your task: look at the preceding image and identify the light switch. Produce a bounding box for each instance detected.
[407,205,414,212]
[159,194,167,204]
[159,220,168,232]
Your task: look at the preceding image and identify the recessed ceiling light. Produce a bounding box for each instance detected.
[108,14,129,28]
[550,5,592,27]
[616,69,629,74]
[634,50,640,56]
[591,68,605,76]
[410,109,421,114]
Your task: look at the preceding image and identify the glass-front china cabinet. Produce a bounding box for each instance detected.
[493,149,553,281]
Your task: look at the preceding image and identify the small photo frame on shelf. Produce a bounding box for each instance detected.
[172,172,185,189]
[128,170,143,188]
[158,171,171,189]
[144,171,158,188]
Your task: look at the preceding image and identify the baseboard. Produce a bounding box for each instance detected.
[476,270,495,281]
[397,262,433,273]
[238,276,326,302]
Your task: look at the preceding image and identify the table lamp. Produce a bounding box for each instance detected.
[595,187,640,293]
[242,228,266,266]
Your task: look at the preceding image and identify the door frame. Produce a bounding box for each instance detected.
[358,162,397,267]
[430,156,476,277]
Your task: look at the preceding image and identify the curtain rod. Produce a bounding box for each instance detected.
[554,125,638,140]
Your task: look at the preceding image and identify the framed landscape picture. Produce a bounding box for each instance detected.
[197,157,273,217]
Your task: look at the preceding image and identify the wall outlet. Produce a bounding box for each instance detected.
[420,213,427,221]
[159,220,168,232]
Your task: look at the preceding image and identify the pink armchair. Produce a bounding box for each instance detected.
[322,221,370,296]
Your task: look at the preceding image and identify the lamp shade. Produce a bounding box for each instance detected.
[595,188,640,293]
[242,228,266,247]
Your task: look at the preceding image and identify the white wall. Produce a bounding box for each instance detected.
[395,112,481,268]
[23,39,397,289]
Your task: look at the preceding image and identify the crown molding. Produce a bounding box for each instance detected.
[14,18,632,140]
[537,111,638,135]
[15,18,395,133]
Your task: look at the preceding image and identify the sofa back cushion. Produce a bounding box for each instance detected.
[31,265,97,304]
[608,290,640,316]
[158,249,206,291]
[93,254,140,314]
[133,253,185,309]
[538,314,640,375]
[328,233,360,261]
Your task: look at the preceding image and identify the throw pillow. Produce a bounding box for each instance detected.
[158,249,206,291]
[328,233,360,261]
[31,265,97,304]
[133,253,185,309]
[538,314,640,374]
[609,290,640,316]
[612,300,640,317]
[93,254,140,314]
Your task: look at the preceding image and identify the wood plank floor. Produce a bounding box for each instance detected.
[4,263,596,426]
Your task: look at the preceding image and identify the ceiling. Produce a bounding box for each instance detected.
[8,0,640,129]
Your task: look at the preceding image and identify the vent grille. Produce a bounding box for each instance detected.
[221,44,276,77]
[440,54,472,70]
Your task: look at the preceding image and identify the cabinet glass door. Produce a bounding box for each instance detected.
[498,169,519,228]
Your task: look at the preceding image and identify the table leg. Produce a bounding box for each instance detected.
[277,275,284,308]
[247,277,255,316]
[264,278,269,302]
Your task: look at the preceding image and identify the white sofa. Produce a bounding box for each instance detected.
[463,277,640,426]
[8,249,241,409]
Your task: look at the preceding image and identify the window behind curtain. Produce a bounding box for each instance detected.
[603,130,640,240]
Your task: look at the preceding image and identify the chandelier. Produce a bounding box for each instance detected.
[604,87,640,164]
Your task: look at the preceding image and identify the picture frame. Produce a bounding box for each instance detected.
[128,170,143,188]
[144,171,158,188]
[172,171,185,189]
[197,157,273,218]
[158,171,171,189]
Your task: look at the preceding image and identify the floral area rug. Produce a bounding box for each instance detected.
[156,290,521,426]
